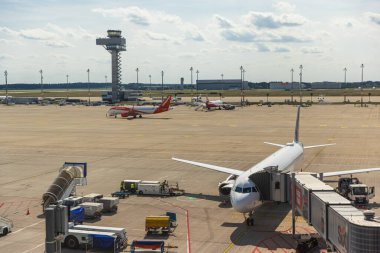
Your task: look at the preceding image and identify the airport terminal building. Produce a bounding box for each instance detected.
[196,79,249,90]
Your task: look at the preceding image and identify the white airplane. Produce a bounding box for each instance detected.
[173,107,380,225]
[107,96,172,118]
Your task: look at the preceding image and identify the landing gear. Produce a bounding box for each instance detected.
[139,115,142,118]
[245,212,255,226]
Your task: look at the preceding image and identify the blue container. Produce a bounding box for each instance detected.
[70,207,84,224]
[166,212,176,222]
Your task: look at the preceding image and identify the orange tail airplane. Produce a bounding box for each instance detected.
[107,96,172,118]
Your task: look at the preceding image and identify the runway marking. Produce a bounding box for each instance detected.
[11,220,44,235]
[20,242,44,253]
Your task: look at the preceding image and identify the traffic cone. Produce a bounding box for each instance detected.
[26,208,30,215]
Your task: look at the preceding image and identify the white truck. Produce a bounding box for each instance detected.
[63,229,122,250]
[336,177,375,206]
[137,181,184,196]
[72,225,127,248]
[0,216,13,236]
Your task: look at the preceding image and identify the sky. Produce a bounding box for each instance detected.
[0,0,379,84]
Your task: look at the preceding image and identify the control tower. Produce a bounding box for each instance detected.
[96,30,126,102]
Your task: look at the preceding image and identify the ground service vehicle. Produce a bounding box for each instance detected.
[145,216,171,234]
[336,177,375,206]
[121,180,184,196]
[73,225,127,248]
[69,206,85,224]
[63,229,121,250]
[0,216,13,236]
[111,191,130,199]
[99,197,119,212]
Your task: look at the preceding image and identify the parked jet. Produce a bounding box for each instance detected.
[107,96,172,118]
[173,106,380,225]
[195,97,235,111]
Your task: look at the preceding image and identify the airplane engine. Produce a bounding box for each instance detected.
[218,174,237,196]
[121,112,129,117]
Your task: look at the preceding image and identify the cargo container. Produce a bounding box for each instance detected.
[79,202,103,219]
[69,206,85,224]
[99,196,119,212]
[310,191,351,239]
[83,193,103,202]
[63,196,84,207]
[294,173,334,222]
[145,216,170,234]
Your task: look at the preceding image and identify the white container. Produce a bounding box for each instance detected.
[83,193,103,202]
[138,183,161,195]
[99,197,119,211]
[79,202,103,217]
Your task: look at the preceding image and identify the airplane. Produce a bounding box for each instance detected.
[107,96,172,119]
[172,106,380,225]
[195,97,235,111]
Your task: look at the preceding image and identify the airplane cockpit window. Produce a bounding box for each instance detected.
[243,187,252,193]
[235,186,243,193]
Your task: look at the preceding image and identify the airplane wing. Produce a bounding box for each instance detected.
[264,142,286,148]
[304,143,336,149]
[321,168,380,177]
[172,157,244,176]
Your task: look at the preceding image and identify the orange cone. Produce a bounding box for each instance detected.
[26,208,30,215]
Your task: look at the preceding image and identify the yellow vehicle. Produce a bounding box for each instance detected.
[145,216,170,234]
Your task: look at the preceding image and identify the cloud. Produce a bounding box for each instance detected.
[46,23,94,39]
[256,43,270,52]
[245,12,306,29]
[270,34,308,43]
[45,40,73,48]
[273,2,296,13]
[93,7,151,26]
[145,31,181,45]
[274,47,290,53]
[220,28,256,42]
[0,54,14,60]
[366,12,380,25]
[19,28,56,40]
[178,53,198,59]
[0,27,19,36]
[301,47,322,54]
[213,15,234,28]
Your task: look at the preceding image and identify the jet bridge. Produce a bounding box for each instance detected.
[253,171,380,252]
[292,172,380,253]
[42,162,87,210]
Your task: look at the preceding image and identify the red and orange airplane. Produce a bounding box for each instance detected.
[107,96,172,118]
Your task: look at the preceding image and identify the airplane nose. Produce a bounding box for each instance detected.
[231,192,255,213]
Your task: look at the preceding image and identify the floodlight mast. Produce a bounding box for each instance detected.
[96,30,126,103]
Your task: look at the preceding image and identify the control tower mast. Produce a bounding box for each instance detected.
[96,30,126,103]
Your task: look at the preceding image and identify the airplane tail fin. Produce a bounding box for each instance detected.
[154,96,172,113]
[294,106,301,143]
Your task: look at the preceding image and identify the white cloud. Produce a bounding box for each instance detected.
[213,15,234,28]
[19,28,56,40]
[256,43,270,52]
[93,7,152,26]
[366,12,380,25]
[45,40,73,48]
[220,28,256,42]
[244,12,306,29]
[301,47,322,54]
[273,2,296,13]
[274,47,290,53]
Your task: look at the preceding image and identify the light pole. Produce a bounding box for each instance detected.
[39,69,44,99]
[290,68,294,103]
[105,75,108,90]
[4,70,8,105]
[161,71,164,101]
[221,74,224,80]
[66,74,69,100]
[299,65,303,105]
[343,67,347,85]
[240,66,244,106]
[196,70,199,97]
[136,68,139,84]
[87,68,90,105]
[361,64,364,107]
[149,74,152,85]
[190,67,193,93]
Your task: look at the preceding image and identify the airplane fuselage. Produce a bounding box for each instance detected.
[230,142,304,213]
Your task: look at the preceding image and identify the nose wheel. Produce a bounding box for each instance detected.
[245,212,255,226]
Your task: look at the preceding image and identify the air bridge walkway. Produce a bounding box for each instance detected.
[261,171,380,253]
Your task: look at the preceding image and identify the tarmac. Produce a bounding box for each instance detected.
[1,103,380,252]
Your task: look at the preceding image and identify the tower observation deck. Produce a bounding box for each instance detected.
[96,30,126,102]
